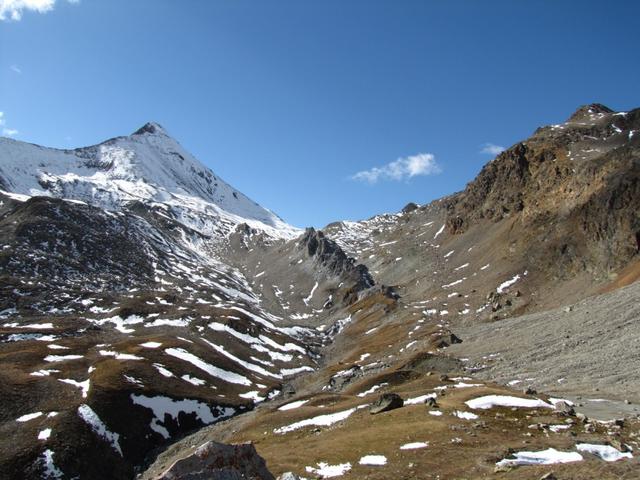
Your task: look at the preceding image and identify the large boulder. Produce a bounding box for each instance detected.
[370,393,404,414]
[157,441,275,480]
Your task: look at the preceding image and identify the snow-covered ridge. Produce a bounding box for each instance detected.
[0,123,299,239]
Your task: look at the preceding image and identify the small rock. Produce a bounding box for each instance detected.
[539,473,557,480]
[563,306,573,313]
[576,413,589,423]
[425,397,438,408]
[439,374,450,382]
[370,393,404,414]
[584,423,596,433]
[554,401,575,417]
[277,473,301,480]
[524,386,537,395]
[608,438,630,452]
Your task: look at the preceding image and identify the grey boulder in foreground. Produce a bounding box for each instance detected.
[156,441,275,480]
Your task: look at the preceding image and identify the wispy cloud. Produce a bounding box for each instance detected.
[0,0,79,21]
[351,153,442,184]
[0,112,19,137]
[9,65,22,74]
[480,143,505,155]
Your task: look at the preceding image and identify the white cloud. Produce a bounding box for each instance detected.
[351,153,442,184]
[10,65,22,74]
[0,112,19,137]
[0,0,78,21]
[480,143,505,155]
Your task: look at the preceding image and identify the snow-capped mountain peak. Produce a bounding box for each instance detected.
[0,124,299,239]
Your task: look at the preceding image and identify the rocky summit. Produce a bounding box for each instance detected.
[1,104,639,480]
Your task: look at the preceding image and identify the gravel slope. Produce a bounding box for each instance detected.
[449,281,640,407]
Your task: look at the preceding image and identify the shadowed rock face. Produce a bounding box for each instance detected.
[298,227,374,293]
[157,441,275,480]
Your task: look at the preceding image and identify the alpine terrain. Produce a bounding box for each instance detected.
[1,104,639,480]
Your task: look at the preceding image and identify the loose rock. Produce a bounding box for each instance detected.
[370,393,404,414]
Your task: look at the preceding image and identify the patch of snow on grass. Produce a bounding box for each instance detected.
[77,404,123,456]
[305,462,351,478]
[442,278,465,288]
[496,448,583,467]
[153,363,174,377]
[357,383,388,398]
[278,400,309,411]
[496,273,522,293]
[405,393,437,405]
[576,444,633,462]
[145,318,190,328]
[400,442,428,450]
[454,410,479,420]
[453,382,483,388]
[19,323,55,329]
[239,390,266,402]
[274,408,356,434]
[165,347,252,386]
[44,354,83,362]
[99,350,143,361]
[359,455,387,466]
[59,378,90,398]
[466,395,553,410]
[17,412,43,422]
[40,449,64,479]
[181,374,206,386]
[88,315,144,333]
[130,393,234,439]
[303,282,319,306]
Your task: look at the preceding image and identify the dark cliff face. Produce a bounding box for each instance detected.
[298,228,374,292]
[444,105,640,278]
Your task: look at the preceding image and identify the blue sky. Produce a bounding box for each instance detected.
[1,0,639,227]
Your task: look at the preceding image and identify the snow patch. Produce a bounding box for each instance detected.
[274,408,356,434]
[77,404,123,456]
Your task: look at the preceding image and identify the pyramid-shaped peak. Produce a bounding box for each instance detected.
[567,103,613,122]
[131,122,169,137]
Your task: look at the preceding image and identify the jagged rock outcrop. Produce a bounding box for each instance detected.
[298,228,374,292]
[444,104,640,277]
